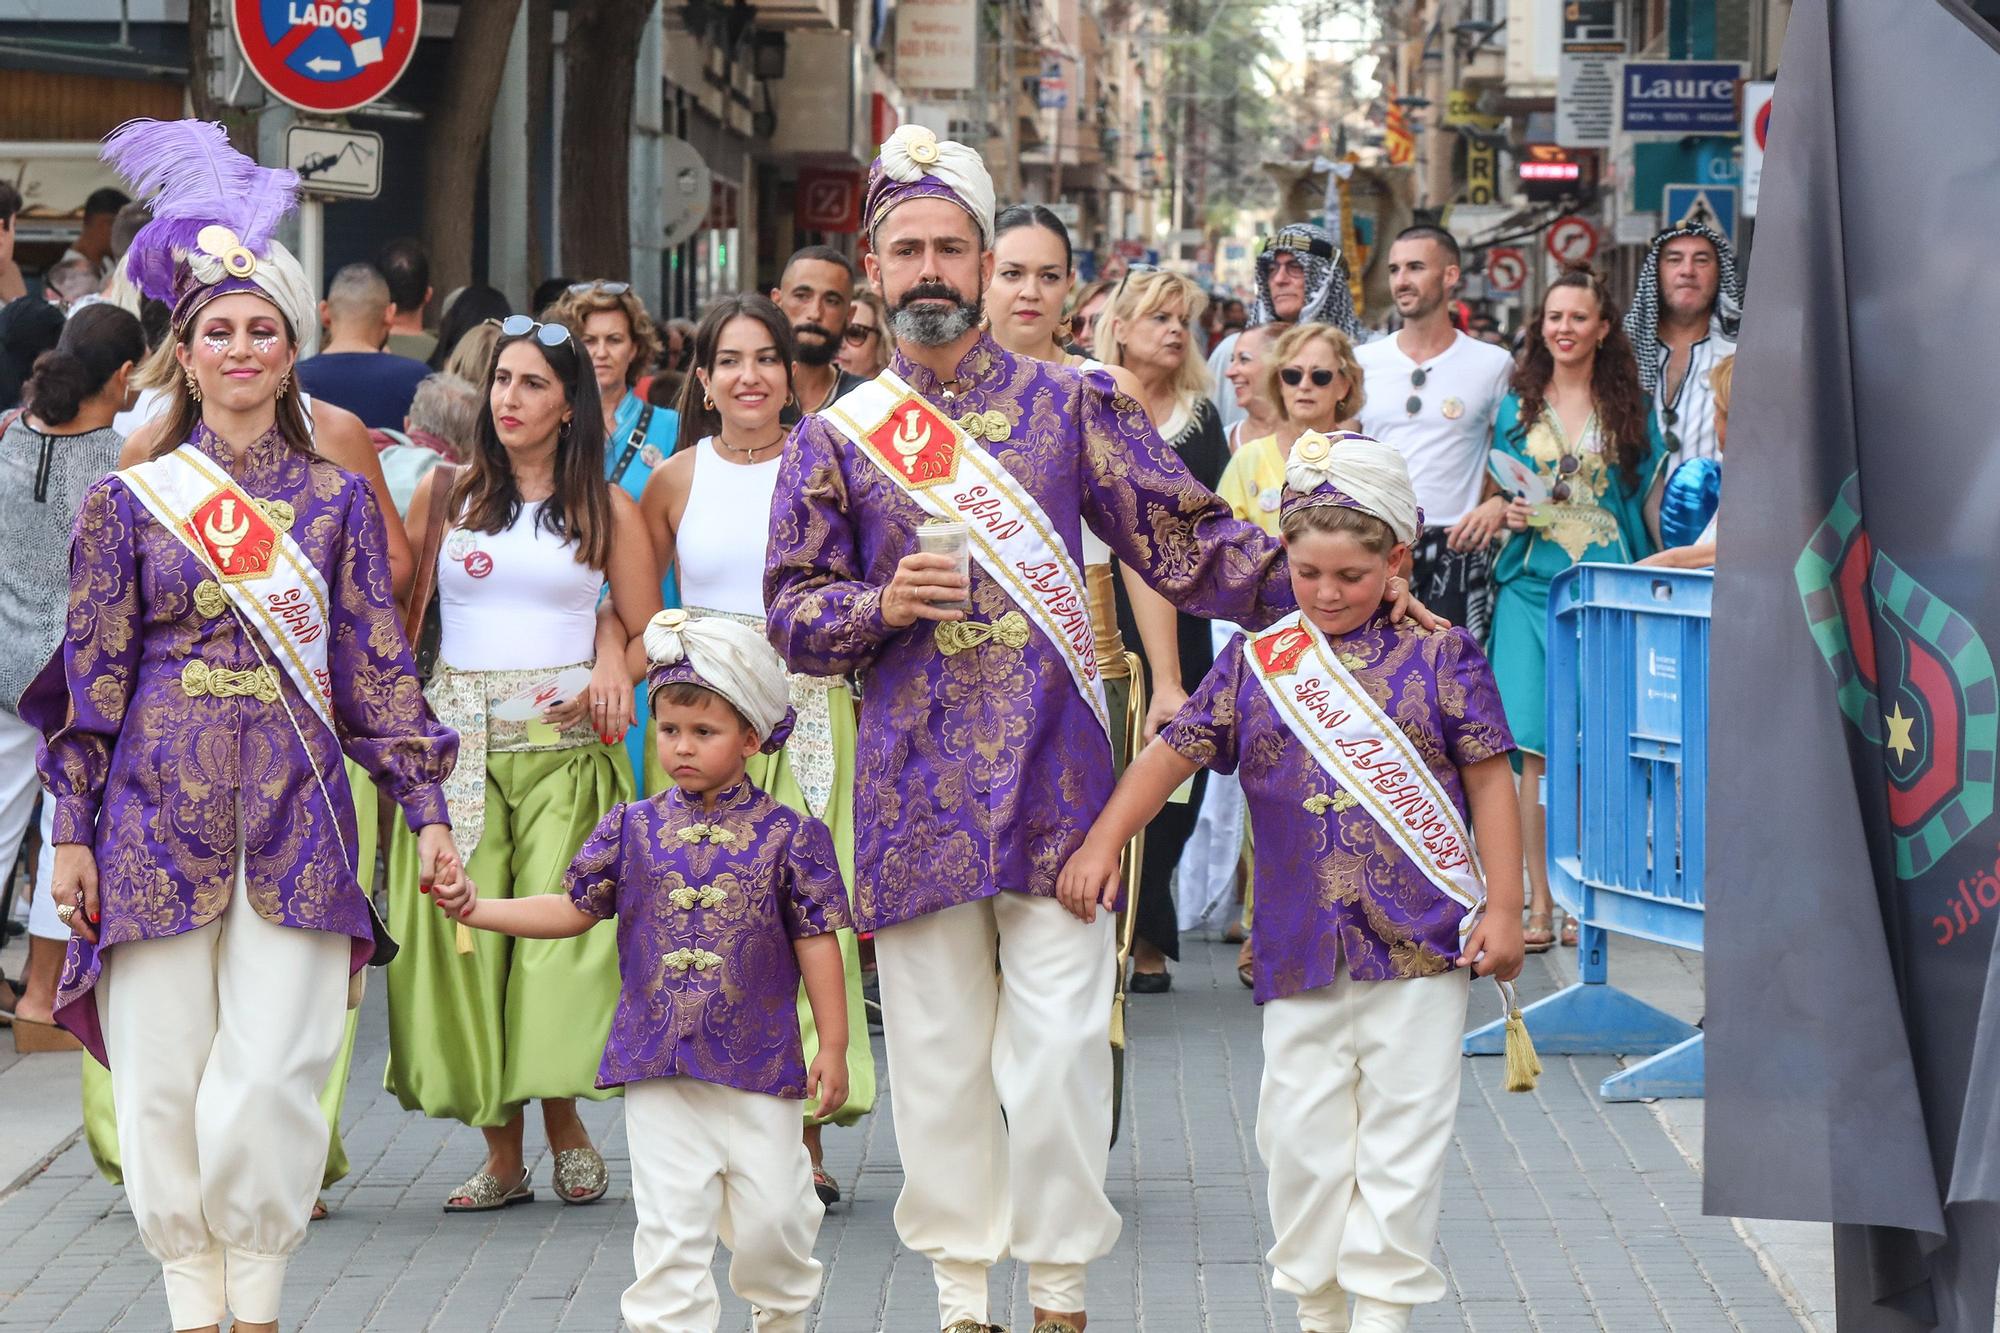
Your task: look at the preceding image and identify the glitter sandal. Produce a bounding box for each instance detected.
[552,1146,609,1204]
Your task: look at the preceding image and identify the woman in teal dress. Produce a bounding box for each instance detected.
[1488,264,1667,951]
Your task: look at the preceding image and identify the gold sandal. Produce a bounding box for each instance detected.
[552,1146,609,1204]
[1523,911,1555,954]
[442,1170,533,1213]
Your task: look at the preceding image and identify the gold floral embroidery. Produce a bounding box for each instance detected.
[676,823,738,845]
[192,579,227,619]
[1303,790,1358,815]
[1338,651,1366,670]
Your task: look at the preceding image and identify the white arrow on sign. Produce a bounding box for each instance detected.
[305,57,341,73]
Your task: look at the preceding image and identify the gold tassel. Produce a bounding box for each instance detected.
[1504,1003,1542,1092]
[455,921,475,955]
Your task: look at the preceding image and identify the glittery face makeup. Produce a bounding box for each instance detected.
[183,292,293,403]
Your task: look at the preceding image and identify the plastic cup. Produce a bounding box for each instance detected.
[915,519,971,611]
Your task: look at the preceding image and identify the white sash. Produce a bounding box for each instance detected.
[824,368,1110,740]
[119,444,338,738]
[1245,610,1485,935]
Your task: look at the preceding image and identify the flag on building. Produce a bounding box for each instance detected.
[1707,1,2000,1328]
[1384,94,1414,166]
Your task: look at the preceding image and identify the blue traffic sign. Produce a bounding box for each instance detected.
[1663,184,1738,245]
[1619,60,1743,136]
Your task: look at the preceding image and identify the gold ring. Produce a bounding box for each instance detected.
[55,903,76,926]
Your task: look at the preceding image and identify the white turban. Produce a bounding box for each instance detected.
[643,610,795,750]
[867,124,997,244]
[1282,429,1422,546]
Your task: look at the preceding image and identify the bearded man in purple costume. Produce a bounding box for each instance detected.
[765,126,1427,1333]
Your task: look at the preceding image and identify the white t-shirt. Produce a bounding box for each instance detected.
[1354,329,1514,528]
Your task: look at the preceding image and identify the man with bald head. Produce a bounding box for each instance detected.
[296,262,432,428]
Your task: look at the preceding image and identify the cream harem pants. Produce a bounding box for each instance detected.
[1258,967,1470,1333]
[874,892,1120,1325]
[622,1077,824,1332]
[98,855,350,1330]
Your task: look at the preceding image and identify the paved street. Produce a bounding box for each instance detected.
[0,937,1811,1332]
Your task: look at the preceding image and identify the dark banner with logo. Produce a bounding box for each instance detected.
[1706,0,2000,1328]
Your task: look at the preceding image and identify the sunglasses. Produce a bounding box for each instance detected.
[567,281,631,296]
[1550,453,1582,503]
[842,323,880,346]
[1662,404,1682,454]
[493,314,574,349]
[1280,367,1337,388]
[1404,366,1428,415]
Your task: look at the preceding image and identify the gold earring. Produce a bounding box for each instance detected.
[702,390,714,410]
[184,371,202,403]
[278,369,293,396]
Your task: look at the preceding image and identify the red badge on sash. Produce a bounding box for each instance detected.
[185,487,278,581]
[1253,624,1313,677]
[865,396,959,488]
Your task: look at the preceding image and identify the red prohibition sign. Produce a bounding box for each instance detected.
[1546,216,1600,265]
[234,0,422,115]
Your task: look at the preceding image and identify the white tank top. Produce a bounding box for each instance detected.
[437,499,604,671]
[1073,358,1112,567]
[675,436,781,618]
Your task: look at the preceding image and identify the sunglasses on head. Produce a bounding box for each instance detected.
[1280,367,1337,388]
[842,323,880,346]
[493,314,574,349]
[567,281,631,296]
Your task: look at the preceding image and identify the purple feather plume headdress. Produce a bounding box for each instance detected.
[101,119,316,347]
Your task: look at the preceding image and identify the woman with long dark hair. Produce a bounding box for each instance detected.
[386,314,659,1211]
[1488,263,1666,951]
[637,294,876,1206]
[26,120,461,1333]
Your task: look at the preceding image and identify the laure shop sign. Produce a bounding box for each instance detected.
[1617,60,1744,136]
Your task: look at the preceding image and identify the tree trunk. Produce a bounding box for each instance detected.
[559,0,654,282]
[422,0,527,313]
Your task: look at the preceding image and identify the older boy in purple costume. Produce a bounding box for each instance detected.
[437,609,851,1332]
[1062,432,1526,1333]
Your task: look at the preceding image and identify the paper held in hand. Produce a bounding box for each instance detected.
[490,666,596,722]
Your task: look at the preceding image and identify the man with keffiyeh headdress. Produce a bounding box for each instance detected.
[1209,220,1366,432]
[764,122,1303,1333]
[1624,220,1742,462]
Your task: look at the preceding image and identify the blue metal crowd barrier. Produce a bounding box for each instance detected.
[1465,565,1712,1100]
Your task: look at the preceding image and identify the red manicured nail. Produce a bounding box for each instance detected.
[420,883,432,894]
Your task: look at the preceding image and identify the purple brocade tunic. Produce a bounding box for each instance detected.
[21,424,457,1063]
[565,781,851,1097]
[1160,611,1516,1003]
[764,335,1293,932]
